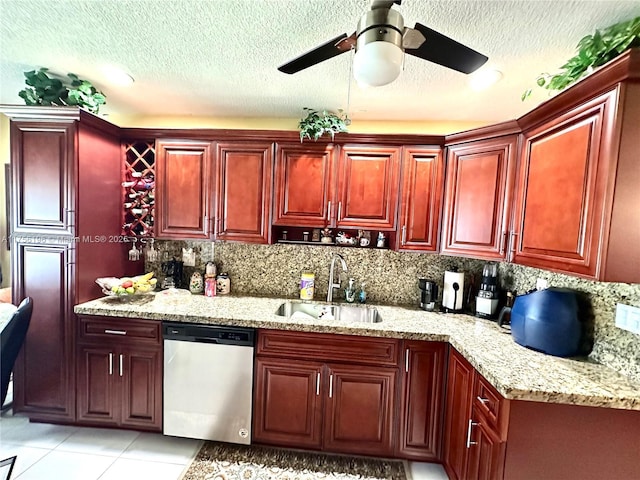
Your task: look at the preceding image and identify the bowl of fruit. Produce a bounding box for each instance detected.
[96,272,158,299]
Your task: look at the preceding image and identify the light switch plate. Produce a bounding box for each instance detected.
[615,304,640,335]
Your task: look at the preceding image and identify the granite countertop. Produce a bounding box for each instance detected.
[74,294,640,411]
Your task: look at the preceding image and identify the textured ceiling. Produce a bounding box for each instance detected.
[1,0,639,127]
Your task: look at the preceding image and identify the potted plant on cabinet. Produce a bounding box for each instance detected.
[298,107,350,142]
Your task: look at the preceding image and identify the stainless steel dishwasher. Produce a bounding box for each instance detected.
[162,322,255,444]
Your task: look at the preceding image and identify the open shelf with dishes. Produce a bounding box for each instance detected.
[271,226,394,250]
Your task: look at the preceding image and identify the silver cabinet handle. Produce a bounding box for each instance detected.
[109,353,113,375]
[104,329,127,335]
[405,349,410,373]
[500,231,508,254]
[510,231,518,254]
[477,396,490,404]
[401,226,407,245]
[466,419,479,448]
[119,354,124,377]
[329,374,333,398]
[327,201,332,223]
[204,215,209,234]
[316,372,320,396]
[337,202,342,221]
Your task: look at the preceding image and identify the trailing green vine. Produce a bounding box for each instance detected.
[522,16,640,100]
[298,108,350,142]
[18,68,107,114]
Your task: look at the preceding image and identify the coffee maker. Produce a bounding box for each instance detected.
[161,257,184,289]
[418,278,438,311]
[475,263,499,318]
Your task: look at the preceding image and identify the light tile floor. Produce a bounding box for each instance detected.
[0,411,449,479]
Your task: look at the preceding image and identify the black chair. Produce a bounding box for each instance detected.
[1,297,33,410]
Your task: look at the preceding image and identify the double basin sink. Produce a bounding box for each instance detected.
[276,301,382,323]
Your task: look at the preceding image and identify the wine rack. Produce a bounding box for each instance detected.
[122,141,155,237]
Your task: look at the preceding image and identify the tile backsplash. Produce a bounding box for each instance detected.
[148,240,640,382]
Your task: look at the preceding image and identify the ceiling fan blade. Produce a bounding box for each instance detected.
[405,23,488,74]
[278,33,351,74]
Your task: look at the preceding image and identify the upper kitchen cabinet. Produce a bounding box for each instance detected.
[10,120,75,235]
[273,143,335,227]
[441,134,518,260]
[215,142,273,244]
[155,140,213,239]
[512,49,640,282]
[336,145,401,230]
[396,147,444,252]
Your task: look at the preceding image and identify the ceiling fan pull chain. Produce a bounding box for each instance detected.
[346,48,354,123]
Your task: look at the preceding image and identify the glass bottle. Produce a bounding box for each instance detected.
[345,278,356,303]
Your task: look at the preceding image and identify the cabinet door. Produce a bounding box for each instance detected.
[443,348,475,480]
[397,342,446,461]
[324,364,397,457]
[253,357,324,449]
[512,91,615,278]
[273,143,335,227]
[76,346,118,426]
[336,145,400,230]
[397,147,444,252]
[466,407,506,480]
[10,120,76,235]
[11,242,76,422]
[120,347,162,431]
[215,142,273,243]
[155,140,212,239]
[441,136,517,260]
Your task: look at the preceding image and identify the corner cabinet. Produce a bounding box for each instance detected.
[253,330,399,457]
[155,140,213,239]
[512,87,639,281]
[6,107,134,423]
[396,147,444,252]
[441,135,518,260]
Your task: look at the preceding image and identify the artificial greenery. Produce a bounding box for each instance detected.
[18,68,107,114]
[522,16,640,101]
[298,108,350,142]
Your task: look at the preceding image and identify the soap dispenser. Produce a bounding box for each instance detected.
[345,278,356,303]
[358,282,367,304]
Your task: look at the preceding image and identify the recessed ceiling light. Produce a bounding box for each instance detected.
[100,65,135,86]
[469,69,503,91]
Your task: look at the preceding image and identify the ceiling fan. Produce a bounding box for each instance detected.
[278,0,488,87]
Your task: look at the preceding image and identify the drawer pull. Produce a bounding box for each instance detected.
[329,374,333,398]
[104,329,127,335]
[466,419,479,448]
[316,372,320,396]
[477,396,490,404]
[108,353,113,375]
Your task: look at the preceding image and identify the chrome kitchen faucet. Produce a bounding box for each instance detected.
[327,253,348,302]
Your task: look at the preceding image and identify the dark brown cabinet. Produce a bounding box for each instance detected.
[336,145,401,230]
[253,330,399,457]
[396,341,446,461]
[155,140,213,239]
[396,147,444,252]
[272,143,401,230]
[155,139,273,243]
[465,405,505,480]
[6,107,133,423]
[253,357,324,449]
[76,316,162,431]
[273,143,335,227]
[215,142,273,243]
[441,135,517,260]
[512,88,635,280]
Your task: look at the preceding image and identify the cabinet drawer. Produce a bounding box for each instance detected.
[78,316,161,346]
[474,374,505,432]
[257,330,399,367]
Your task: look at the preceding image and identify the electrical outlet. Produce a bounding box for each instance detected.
[182,247,196,267]
[536,278,548,290]
[615,304,640,335]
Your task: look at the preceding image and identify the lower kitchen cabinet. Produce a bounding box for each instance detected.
[396,341,446,461]
[76,316,162,431]
[253,330,399,457]
[466,404,505,480]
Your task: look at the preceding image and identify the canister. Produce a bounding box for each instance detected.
[300,272,315,300]
[216,273,231,295]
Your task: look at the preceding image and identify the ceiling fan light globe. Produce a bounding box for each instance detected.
[353,41,403,87]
